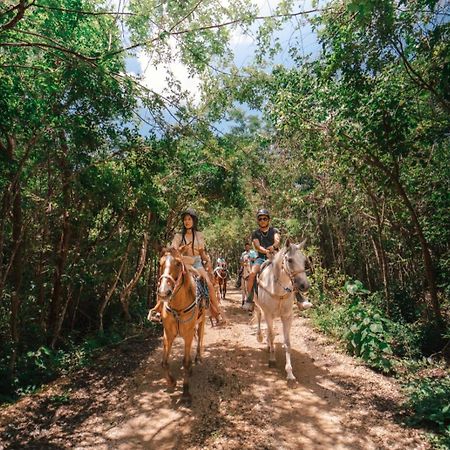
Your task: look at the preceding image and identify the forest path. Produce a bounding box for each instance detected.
[0,288,429,450]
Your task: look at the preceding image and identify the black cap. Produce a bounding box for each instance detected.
[256,208,270,219]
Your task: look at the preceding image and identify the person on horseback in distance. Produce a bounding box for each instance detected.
[148,208,226,325]
[242,209,313,312]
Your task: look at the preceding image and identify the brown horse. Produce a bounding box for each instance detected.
[158,247,206,403]
[213,264,227,300]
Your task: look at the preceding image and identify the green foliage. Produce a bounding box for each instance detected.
[0,328,133,403]
[344,297,393,373]
[404,377,450,448]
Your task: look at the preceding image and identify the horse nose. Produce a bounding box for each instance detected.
[298,280,309,292]
[158,284,172,297]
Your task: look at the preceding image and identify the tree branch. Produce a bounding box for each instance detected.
[0,0,35,33]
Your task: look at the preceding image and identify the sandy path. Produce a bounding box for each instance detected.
[0,288,429,449]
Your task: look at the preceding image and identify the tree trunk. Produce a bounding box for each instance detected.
[119,226,150,320]
[367,191,390,305]
[9,183,24,376]
[366,153,441,322]
[47,132,71,347]
[99,236,133,332]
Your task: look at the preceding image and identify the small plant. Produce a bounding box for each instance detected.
[49,390,72,406]
[343,281,393,372]
[344,302,393,372]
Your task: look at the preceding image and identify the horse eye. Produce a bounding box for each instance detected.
[288,258,293,263]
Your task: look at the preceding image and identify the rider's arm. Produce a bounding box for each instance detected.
[253,238,269,255]
[273,231,281,250]
[200,248,213,273]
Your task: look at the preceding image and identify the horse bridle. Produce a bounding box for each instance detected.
[158,257,186,301]
[280,253,307,292]
[158,257,199,329]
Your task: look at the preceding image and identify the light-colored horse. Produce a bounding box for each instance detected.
[157,247,206,403]
[254,239,310,382]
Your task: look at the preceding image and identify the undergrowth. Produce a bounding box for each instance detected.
[0,320,157,404]
[307,267,450,448]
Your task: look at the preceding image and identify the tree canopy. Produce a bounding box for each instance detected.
[1,4,449,438]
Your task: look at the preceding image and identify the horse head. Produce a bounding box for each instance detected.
[158,247,185,299]
[282,239,310,293]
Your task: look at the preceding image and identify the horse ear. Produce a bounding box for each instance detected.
[297,239,307,250]
[160,246,168,256]
[285,238,291,248]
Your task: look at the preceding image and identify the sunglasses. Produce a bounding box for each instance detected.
[258,217,269,222]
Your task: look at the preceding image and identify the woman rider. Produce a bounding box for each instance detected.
[148,208,226,325]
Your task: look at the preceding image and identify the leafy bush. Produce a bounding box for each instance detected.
[344,298,393,373]
[311,278,394,372]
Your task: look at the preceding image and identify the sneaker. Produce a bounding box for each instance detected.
[298,300,313,310]
[242,300,254,312]
[295,292,313,310]
[148,310,162,323]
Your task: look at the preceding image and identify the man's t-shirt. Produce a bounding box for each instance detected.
[251,227,280,258]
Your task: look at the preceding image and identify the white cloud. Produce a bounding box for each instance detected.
[137,40,201,104]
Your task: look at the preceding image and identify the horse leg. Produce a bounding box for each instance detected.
[242,278,247,305]
[281,313,296,382]
[162,330,176,389]
[265,314,276,368]
[182,334,194,403]
[256,307,263,343]
[195,315,206,364]
[223,280,227,299]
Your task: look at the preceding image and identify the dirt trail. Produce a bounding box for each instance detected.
[0,288,430,450]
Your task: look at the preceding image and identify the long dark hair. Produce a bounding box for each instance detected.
[181,211,198,253]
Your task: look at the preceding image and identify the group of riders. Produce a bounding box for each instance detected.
[148,207,312,325]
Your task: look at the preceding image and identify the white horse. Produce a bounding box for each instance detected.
[254,239,310,382]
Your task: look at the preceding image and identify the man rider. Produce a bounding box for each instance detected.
[242,209,280,311]
[242,209,312,312]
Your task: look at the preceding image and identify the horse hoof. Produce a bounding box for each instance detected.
[287,378,297,388]
[269,360,277,368]
[257,334,263,343]
[181,390,192,405]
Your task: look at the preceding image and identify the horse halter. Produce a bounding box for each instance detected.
[282,253,306,287]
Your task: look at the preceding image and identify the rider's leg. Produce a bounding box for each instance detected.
[197,267,225,322]
[243,264,260,311]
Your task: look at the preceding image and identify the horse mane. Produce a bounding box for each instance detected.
[271,247,285,278]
